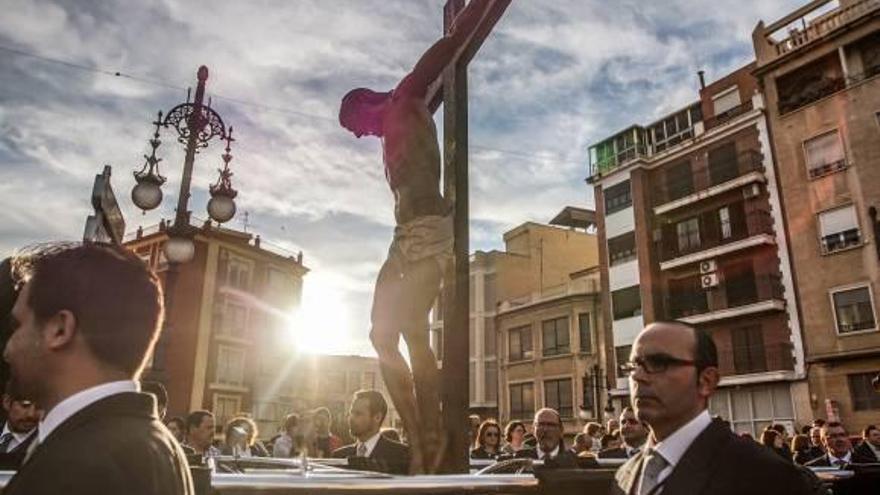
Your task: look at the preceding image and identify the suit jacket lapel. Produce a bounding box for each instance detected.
[660,419,729,494]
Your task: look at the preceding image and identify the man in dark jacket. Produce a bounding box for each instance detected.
[2,243,193,495]
[332,389,410,474]
[611,321,813,495]
[513,408,578,468]
[805,422,855,467]
[852,424,880,463]
[0,387,41,468]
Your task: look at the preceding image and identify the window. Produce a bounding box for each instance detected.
[676,217,701,253]
[608,232,636,266]
[615,345,632,378]
[544,378,573,418]
[848,373,880,410]
[364,371,377,389]
[604,180,632,215]
[732,326,767,374]
[709,383,794,436]
[484,273,497,311]
[214,394,242,433]
[469,319,476,358]
[509,382,535,420]
[832,286,877,334]
[804,131,846,179]
[581,375,594,411]
[578,313,592,353]
[719,207,732,240]
[708,142,739,186]
[818,205,861,254]
[216,346,245,386]
[220,251,253,290]
[266,268,291,293]
[612,286,642,320]
[219,302,248,339]
[724,262,758,307]
[469,362,476,403]
[668,275,708,318]
[485,361,498,403]
[665,160,694,201]
[542,317,570,356]
[484,317,496,356]
[712,86,742,116]
[508,325,533,361]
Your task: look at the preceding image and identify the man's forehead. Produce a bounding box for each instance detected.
[633,323,695,354]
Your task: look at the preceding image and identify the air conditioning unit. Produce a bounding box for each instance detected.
[699,260,717,274]
[743,183,761,199]
[701,273,719,289]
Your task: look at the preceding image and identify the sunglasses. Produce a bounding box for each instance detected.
[620,353,697,375]
[485,431,500,437]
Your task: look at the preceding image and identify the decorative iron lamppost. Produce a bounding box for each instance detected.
[131,65,238,264]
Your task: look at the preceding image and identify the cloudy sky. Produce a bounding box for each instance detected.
[0,0,805,355]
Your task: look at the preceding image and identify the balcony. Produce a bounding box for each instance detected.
[654,150,764,211]
[754,0,880,65]
[778,74,846,114]
[703,100,756,131]
[727,342,795,376]
[658,208,774,267]
[668,273,786,324]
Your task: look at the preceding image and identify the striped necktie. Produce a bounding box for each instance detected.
[0,433,13,453]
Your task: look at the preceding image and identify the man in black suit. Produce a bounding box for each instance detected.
[332,389,410,474]
[514,408,578,467]
[0,388,41,468]
[852,424,880,463]
[611,321,813,495]
[2,243,193,495]
[794,426,826,465]
[599,407,648,460]
[805,422,855,467]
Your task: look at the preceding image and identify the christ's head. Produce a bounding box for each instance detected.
[339,88,391,138]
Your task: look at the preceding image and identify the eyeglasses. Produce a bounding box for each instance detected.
[621,353,697,375]
[485,431,500,437]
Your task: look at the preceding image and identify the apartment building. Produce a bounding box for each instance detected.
[587,64,808,435]
[752,0,880,429]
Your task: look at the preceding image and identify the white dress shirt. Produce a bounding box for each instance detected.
[645,409,712,491]
[828,451,852,466]
[0,423,35,452]
[38,380,139,443]
[356,431,382,457]
[537,444,560,460]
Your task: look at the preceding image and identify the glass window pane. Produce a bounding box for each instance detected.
[731,389,752,421]
[484,318,496,356]
[772,385,794,417]
[753,387,773,419]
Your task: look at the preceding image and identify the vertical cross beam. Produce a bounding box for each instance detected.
[440,0,469,475]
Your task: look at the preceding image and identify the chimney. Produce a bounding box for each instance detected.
[697,70,706,90]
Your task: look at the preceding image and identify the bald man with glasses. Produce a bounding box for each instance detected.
[611,321,813,495]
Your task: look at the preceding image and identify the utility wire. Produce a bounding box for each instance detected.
[0,44,586,167]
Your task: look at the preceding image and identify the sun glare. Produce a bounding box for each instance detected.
[286,274,356,355]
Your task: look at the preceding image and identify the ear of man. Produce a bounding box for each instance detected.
[43,309,78,352]
[697,366,720,400]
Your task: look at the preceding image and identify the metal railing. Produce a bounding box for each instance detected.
[768,0,880,58]
[703,100,755,130]
[655,150,764,207]
[778,75,846,115]
[658,208,774,262]
[665,272,785,320]
[730,342,795,374]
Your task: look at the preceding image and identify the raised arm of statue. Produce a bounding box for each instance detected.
[395,0,491,99]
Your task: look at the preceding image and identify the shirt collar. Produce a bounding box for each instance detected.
[357,431,382,457]
[650,409,712,470]
[828,451,852,465]
[1,423,33,443]
[538,444,560,460]
[38,380,138,443]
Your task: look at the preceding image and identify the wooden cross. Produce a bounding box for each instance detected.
[432,0,511,474]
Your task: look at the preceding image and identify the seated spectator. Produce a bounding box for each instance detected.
[331,390,409,475]
[272,413,301,458]
[605,418,620,436]
[599,407,647,459]
[760,428,790,462]
[599,431,622,452]
[790,434,812,465]
[583,421,602,452]
[184,410,220,457]
[769,424,793,459]
[380,427,402,443]
[165,416,186,443]
[806,422,853,467]
[311,407,343,457]
[853,424,880,463]
[501,421,527,454]
[514,408,577,467]
[571,432,590,455]
[222,416,269,457]
[470,419,502,459]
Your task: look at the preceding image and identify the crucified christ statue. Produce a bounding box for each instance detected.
[338,0,492,474]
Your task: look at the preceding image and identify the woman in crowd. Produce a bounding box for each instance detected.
[501,420,527,454]
[760,428,791,462]
[272,413,301,458]
[470,420,502,459]
[790,434,813,465]
[222,416,269,457]
[584,422,603,452]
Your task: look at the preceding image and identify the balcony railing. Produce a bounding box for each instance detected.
[590,144,649,178]
[666,273,784,320]
[779,75,846,114]
[821,227,862,254]
[729,342,795,375]
[655,150,764,206]
[658,208,774,262]
[762,0,880,60]
[704,100,755,130]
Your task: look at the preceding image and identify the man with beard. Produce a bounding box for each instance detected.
[611,321,812,495]
[0,386,41,467]
[599,407,648,459]
[332,390,409,474]
[2,243,193,495]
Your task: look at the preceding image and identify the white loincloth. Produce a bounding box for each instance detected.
[389,214,453,272]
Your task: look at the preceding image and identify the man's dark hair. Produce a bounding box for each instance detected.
[813,418,826,427]
[141,380,168,411]
[822,421,846,436]
[862,424,877,438]
[353,389,388,424]
[770,423,787,436]
[283,413,299,432]
[11,243,163,376]
[186,410,214,433]
[654,321,718,374]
